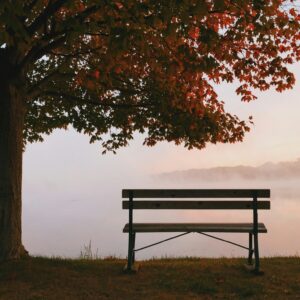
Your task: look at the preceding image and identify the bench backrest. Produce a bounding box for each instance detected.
[122,189,271,210]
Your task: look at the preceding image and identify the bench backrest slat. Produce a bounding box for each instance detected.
[122,200,270,210]
[122,189,270,198]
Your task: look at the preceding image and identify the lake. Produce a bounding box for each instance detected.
[23,171,300,259]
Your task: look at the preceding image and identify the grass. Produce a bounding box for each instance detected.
[0,256,299,299]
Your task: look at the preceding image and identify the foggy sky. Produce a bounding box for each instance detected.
[22,63,300,258]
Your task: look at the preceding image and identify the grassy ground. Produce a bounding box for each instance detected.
[0,257,299,299]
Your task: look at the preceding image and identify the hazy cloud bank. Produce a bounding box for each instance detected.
[158,158,300,182]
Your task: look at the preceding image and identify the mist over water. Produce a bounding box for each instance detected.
[21,64,300,259]
[150,176,300,259]
[23,131,300,259]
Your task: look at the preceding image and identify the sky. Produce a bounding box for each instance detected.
[22,63,300,258]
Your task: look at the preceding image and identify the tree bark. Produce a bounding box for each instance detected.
[0,51,27,261]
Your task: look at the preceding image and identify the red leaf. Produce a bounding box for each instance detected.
[290,8,297,17]
[188,27,200,40]
[93,70,100,79]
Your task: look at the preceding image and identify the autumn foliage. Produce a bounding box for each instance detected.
[1,1,299,152]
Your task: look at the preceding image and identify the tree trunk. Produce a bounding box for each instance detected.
[0,58,27,260]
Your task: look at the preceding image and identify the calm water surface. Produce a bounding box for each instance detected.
[23,172,300,259]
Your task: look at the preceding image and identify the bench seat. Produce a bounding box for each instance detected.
[123,222,267,233]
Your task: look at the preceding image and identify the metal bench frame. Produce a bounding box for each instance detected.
[122,189,271,274]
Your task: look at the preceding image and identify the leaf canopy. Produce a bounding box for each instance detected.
[1,0,299,152]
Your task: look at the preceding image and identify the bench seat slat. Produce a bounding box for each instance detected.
[123,223,267,233]
[122,189,270,198]
[122,201,270,210]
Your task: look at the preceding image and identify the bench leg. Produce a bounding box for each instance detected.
[248,233,253,265]
[253,232,261,274]
[126,232,135,271]
[132,232,136,264]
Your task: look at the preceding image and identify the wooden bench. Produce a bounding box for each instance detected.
[122,189,270,274]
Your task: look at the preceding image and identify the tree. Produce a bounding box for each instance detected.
[0,0,299,261]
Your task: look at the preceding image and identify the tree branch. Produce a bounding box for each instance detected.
[71,4,100,22]
[33,35,67,60]
[24,0,39,11]
[27,69,71,98]
[39,91,153,109]
[48,45,104,58]
[20,2,104,71]
[18,34,66,71]
[27,0,69,35]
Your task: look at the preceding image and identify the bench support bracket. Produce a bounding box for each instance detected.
[196,232,250,251]
[134,232,191,253]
